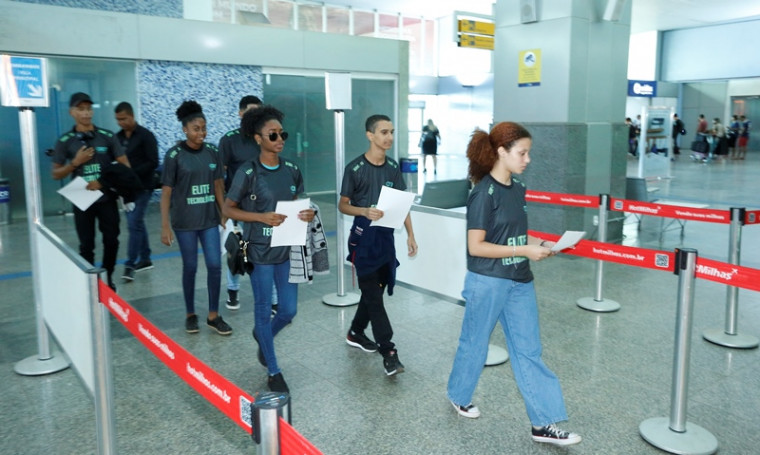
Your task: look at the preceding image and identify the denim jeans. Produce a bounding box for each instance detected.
[250,260,297,376]
[174,226,221,316]
[226,267,241,291]
[125,190,152,268]
[447,271,568,427]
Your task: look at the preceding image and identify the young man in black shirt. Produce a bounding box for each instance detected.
[115,102,159,282]
[52,92,130,290]
[339,114,418,376]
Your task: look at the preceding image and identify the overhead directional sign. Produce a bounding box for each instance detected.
[0,55,49,107]
[458,33,495,50]
[458,19,495,36]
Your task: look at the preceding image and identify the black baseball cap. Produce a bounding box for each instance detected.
[69,92,93,107]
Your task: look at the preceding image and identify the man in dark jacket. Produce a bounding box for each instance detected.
[115,102,159,282]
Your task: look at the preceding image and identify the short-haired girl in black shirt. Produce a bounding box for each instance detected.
[223,106,314,393]
[446,122,581,446]
[161,101,232,336]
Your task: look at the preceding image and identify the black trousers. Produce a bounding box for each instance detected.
[73,198,120,280]
[351,264,395,355]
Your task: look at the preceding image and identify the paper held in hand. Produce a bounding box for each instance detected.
[369,186,416,229]
[550,231,586,252]
[56,176,103,211]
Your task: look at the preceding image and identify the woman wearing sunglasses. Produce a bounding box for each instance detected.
[223,105,314,393]
[160,100,232,336]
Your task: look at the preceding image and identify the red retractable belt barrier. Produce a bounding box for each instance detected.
[609,197,731,224]
[525,190,599,208]
[529,230,675,271]
[98,281,255,433]
[280,417,324,455]
[745,210,760,225]
[695,257,760,292]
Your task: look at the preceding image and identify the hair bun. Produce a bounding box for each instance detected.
[176,100,203,122]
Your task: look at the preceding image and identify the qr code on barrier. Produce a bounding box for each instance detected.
[240,396,252,428]
[613,200,623,211]
[655,254,669,268]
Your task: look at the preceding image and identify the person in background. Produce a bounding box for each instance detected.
[161,100,232,336]
[626,117,639,157]
[446,121,581,447]
[671,113,684,156]
[419,119,441,175]
[696,114,709,139]
[340,114,418,376]
[115,102,159,283]
[727,115,740,159]
[711,117,727,159]
[223,106,314,393]
[51,92,130,291]
[218,95,262,310]
[737,115,750,160]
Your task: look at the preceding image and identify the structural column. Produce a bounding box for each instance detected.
[493,0,631,235]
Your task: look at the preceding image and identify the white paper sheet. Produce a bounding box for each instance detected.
[271,198,310,247]
[369,186,416,229]
[56,176,103,211]
[551,230,586,252]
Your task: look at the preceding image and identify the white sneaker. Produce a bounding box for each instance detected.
[450,400,480,418]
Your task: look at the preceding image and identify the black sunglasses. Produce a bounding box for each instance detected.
[266,131,289,141]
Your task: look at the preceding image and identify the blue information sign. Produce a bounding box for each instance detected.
[627,79,657,97]
[0,55,49,107]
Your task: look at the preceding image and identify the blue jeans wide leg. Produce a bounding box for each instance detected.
[447,271,502,407]
[125,190,152,267]
[499,279,568,427]
[251,261,297,376]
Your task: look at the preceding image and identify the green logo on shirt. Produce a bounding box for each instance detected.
[186,184,214,205]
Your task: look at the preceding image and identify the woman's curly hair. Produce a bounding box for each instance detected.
[175,100,205,125]
[241,105,284,138]
[467,122,531,184]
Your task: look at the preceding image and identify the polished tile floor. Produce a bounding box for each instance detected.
[1,152,759,454]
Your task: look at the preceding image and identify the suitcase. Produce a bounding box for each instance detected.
[691,140,709,154]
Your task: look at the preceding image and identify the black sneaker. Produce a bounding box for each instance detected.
[346,330,378,353]
[531,424,582,446]
[207,316,232,335]
[383,350,404,376]
[268,373,289,393]
[252,329,267,367]
[122,267,135,282]
[134,261,154,272]
[226,289,240,310]
[450,400,480,418]
[185,314,199,334]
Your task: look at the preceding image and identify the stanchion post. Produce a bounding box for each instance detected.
[577,193,620,313]
[703,207,758,349]
[13,106,69,376]
[251,391,291,455]
[90,271,116,455]
[322,73,359,307]
[639,248,718,455]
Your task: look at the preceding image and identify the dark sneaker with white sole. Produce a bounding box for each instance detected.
[346,330,378,353]
[185,314,199,333]
[268,373,289,393]
[206,316,232,335]
[531,424,582,446]
[134,261,154,272]
[383,350,404,376]
[450,400,480,418]
[122,267,135,282]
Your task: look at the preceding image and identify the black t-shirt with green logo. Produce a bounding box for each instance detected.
[466,174,533,282]
[52,126,125,202]
[226,157,304,264]
[218,128,260,191]
[161,142,223,231]
[340,154,406,208]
